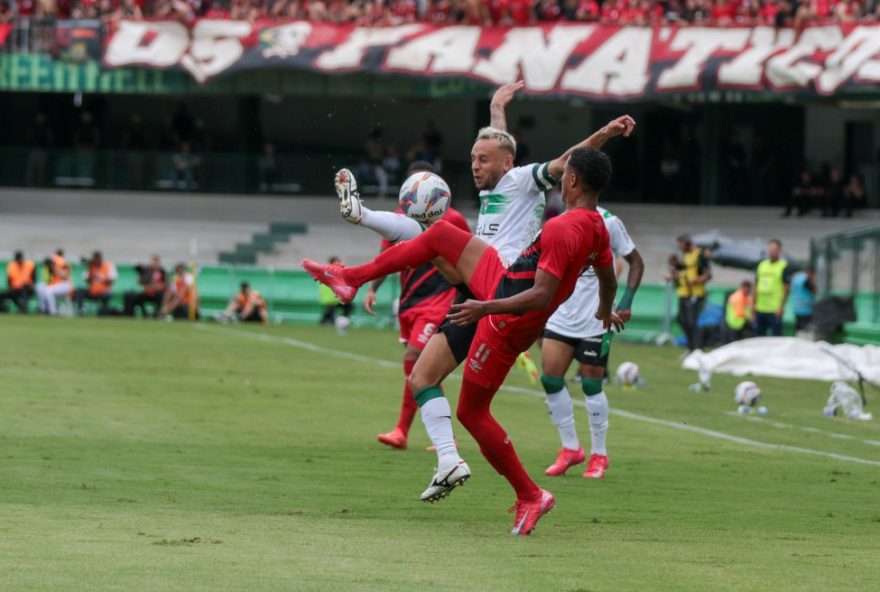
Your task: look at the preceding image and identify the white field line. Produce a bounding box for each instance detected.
[196,325,880,467]
[722,411,880,448]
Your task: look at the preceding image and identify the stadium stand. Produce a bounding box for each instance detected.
[2,0,878,27]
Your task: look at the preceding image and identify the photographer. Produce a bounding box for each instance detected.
[73,251,118,316]
[0,251,36,313]
[123,255,167,317]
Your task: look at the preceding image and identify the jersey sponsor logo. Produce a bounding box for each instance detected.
[468,342,491,373]
[475,222,501,237]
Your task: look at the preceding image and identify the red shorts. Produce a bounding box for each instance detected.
[466,246,505,301]
[398,306,446,350]
[462,316,520,390]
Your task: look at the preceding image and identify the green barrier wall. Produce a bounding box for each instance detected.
[1,261,877,343]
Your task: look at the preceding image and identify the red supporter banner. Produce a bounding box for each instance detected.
[102,20,880,98]
[0,23,11,48]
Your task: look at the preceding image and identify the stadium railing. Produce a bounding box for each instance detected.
[811,223,880,344]
[0,147,363,196]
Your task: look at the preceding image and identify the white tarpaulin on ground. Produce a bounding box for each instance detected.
[682,338,880,384]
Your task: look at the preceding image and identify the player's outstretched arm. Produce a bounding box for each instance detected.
[489,81,524,131]
[594,263,625,332]
[445,269,561,326]
[547,116,636,179]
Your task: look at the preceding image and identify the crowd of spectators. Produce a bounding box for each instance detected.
[784,163,866,217]
[3,0,880,27]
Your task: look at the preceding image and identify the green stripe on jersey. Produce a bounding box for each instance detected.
[539,163,558,188]
[479,193,512,215]
[532,163,554,192]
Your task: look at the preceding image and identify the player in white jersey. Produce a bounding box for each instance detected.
[539,207,644,479]
[335,81,635,501]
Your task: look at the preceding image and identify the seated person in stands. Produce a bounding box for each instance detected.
[37,249,73,316]
[0,251,36,313]
[159,263,199,319]
[216,282,268,324]
[725,280,754,342]
[73,251,118,315]
[783,167,822,217]
[124,255,167,317]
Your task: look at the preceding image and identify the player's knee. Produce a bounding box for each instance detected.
[581,377,604,397]
[408,370,432,393]
[540,375,565,394]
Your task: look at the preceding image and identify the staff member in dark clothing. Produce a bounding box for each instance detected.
[123,255,167,317]
[670,235,711,351]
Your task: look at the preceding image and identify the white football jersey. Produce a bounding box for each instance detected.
[475,162,555,264]
[544,206,636,339]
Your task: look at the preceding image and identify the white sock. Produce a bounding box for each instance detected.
[545,387,580,451]
[585,392,609,456]
[419,396,461,468]
[360,209,424,243]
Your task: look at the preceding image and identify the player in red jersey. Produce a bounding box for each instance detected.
[303,148,622,535]
[365,163,471,450]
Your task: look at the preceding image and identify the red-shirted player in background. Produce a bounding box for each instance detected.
[364,162,471,450]
[303,147,622,535]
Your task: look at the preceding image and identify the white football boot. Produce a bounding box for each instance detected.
[334,168,364,224]
[420,460,471,503]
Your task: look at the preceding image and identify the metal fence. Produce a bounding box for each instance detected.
[2,18,59,55]
[811,224,880,324]
[0,147,362,196]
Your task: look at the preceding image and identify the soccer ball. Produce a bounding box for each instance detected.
[399,172,451,224]
[615,362,640,387]
[734,381,761,407]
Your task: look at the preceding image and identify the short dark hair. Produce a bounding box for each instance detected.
[240,282,249,290]
[567,148,611,194]
[769,239,782,248]
[407,160,434,175]
[14,250,23,260]
[741,280,752,288]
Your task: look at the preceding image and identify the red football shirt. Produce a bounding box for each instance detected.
[490,207,612,349]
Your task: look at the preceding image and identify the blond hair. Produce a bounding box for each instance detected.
[475,127,517,156]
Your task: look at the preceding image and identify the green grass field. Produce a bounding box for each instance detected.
[2,316,879,591]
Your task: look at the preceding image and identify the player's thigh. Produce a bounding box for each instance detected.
[541,336,576,377]
[575,334,612,379]
[408,331,458,391]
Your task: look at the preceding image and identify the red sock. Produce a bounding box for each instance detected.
[395,358,418,435]
[456,378,540,502]
[342,220,472,287]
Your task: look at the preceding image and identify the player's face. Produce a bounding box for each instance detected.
[768,242,780,259]
[560,160,581,207]
[471,139,512,190]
